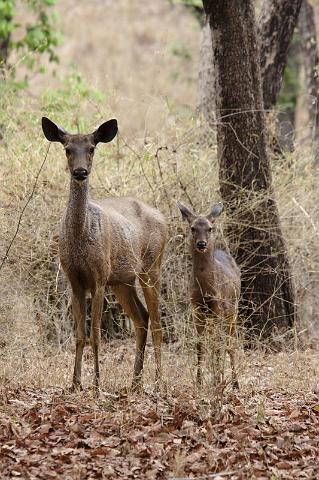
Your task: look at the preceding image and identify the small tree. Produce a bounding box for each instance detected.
[258,0,303,111]
[299,0,319,161]
[0,0,60,77]
[178,0,303,141]
[202,0,297,339]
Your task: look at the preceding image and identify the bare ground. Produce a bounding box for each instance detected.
[0,343,318,479]
[1,2,319,479]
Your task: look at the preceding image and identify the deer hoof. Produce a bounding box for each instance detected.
[93,384,100,398]
[131,379,143,393]
[232,379,239,390]
[196,374,203,387]
[154,378,167,395]
[69,382,83,393]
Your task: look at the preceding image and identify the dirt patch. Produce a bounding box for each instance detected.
[0,365,318,479]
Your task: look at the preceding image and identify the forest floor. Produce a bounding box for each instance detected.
[0,343,318,479]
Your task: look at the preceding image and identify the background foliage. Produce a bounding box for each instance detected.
[0,0,60,80]
[0,1,319,477]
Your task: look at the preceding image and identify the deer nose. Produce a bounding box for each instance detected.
[73,168,88,181]
[196,241,207,250]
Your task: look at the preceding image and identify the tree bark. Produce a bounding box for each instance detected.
[197,0,302,146]
[298,0,319,161]
[0,38,9,66]
[0,6,13,72]
[258,0,303,111]
[203,0,296,338]
[276,36,301,151]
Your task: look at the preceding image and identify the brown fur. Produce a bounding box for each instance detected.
[42,117,166,392]
[177,201,240,387]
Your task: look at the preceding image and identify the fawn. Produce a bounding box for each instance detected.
[177,201,240,388]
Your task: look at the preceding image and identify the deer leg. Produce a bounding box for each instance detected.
[193,308,206,386]
[228,348,239,390]
[140,269,162,384]
[112,284,149,389]
[90,286,104,394]
[71,290,86,391]
[227,313,239,390]
[197,338,204,386]
[212,313,225,388]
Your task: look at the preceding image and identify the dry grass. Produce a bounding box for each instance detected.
[1,4,319,477]
[1,336,318,398]
[13,0,200,138]
[1,71,319,398]
[1,0,319,417]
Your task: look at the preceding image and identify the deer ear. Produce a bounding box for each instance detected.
[177,201,195,223]
[93,119,118,144]
[42,117,66,143]
[207,202,224,221]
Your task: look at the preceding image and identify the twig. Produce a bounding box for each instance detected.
[0,143,51,271]
[155,146,173,216]
[174,172,195,209]
[292,197,319,238]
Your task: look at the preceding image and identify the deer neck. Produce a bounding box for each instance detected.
[192,242,215,275]
[65,177,89,237]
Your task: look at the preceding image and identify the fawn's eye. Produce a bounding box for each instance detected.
[89,147,95,154]
[65,148,71,155]
[191,227,195,232]
[208,227,212,232]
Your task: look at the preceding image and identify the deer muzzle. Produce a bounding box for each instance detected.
[73,168,88,181]
[196,241,207,252]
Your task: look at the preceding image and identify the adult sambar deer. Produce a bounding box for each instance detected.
[177,201,240,388]
[42,117,166,393]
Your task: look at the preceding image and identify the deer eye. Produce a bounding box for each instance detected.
[191,227,195,232]
[208,227,212,232]
[65,147,71,156]
[89,147,95,154]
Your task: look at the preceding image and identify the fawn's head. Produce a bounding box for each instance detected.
[177,201,224,253]
[41,117,118,182]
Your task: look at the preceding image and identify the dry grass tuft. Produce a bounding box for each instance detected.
[0,0,319,417]
[1,3,319,477]
[1,73,319,401]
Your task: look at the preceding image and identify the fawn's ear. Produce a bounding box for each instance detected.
[42,117,66,143]
[93,119,118,144]
[177,201,196,223]
[207,202,224,222]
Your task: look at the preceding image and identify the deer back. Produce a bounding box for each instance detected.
[93,197,166,284]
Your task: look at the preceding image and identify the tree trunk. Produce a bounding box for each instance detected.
[0,6,13,72]
[258,0,303,111]
[298,0,319,162]
[197,0,302,147]
[203,0,297,338]
[0,36,10,72]
[276,36,301,151]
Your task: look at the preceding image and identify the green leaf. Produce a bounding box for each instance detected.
[171,0,202,6]
[0,0,61,78]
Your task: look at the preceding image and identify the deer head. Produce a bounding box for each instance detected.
[177,201,224,253]
[41,117,118,181]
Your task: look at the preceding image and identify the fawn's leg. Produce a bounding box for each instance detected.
[90,286,104,394]
[72,289,86,391]
[193,307,206,386]
[140,267,163,384]
[227,312,239,390]
[112,284,149,389]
